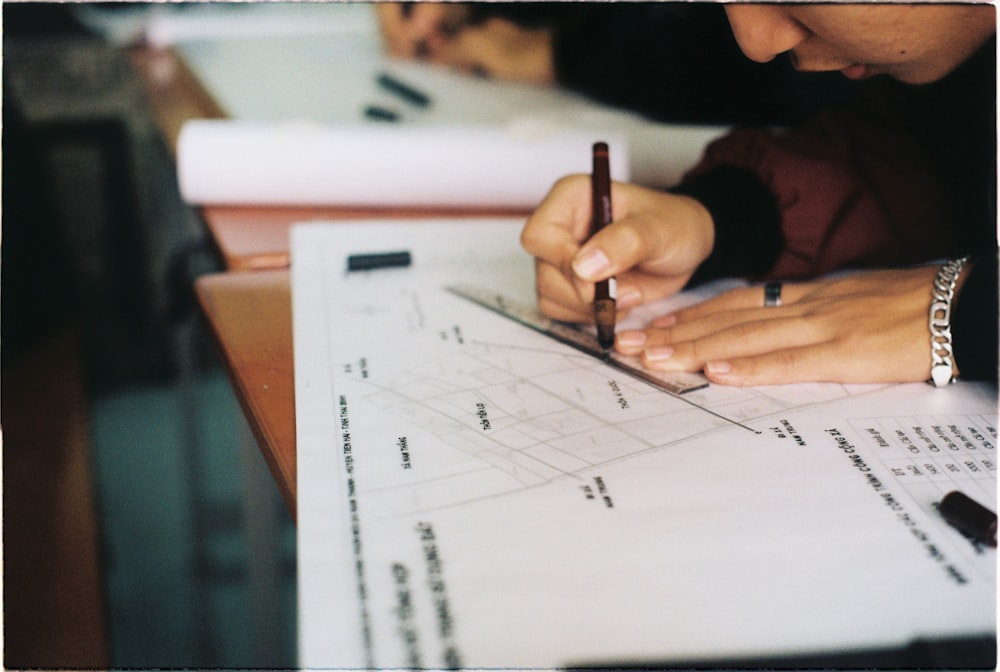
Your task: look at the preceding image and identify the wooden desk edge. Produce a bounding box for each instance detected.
[195,271,297,521]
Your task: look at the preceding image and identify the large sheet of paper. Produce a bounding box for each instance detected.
[293,219,996,669]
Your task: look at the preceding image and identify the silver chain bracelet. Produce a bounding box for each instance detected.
[928,256,970,387]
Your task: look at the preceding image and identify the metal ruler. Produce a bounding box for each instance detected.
[448,283,710,396]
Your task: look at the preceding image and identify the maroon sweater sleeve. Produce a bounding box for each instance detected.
[679,90,955,281]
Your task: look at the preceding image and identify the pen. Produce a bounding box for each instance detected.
[363,105,400,123]
[376,72,431,108]
[590,141,616,357]
[939,490,997,547]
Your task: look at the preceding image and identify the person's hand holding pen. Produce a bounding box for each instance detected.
[521,176,974,387]
[520,174,715,326]
[375,2,556,84]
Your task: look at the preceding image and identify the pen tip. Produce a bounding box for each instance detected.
[596,324,615,355]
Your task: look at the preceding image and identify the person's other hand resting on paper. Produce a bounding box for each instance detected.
[521,3,997,387]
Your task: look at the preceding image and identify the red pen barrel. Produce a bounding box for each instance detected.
[591,141,616,352]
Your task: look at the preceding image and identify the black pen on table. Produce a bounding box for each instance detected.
[590,141,616,358]
[939,490,997,547]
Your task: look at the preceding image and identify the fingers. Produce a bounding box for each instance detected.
[521,175,593,254]
[616,269,936,385]
[377,4,557,84]
[522,176,598,321]
[534,259,592,323]
[624,311,823,369]
[523,177,714,281]
[431,18,556,84]
[700,344,919,386]
[521,174,591,272]
[696,283,930,385]
[376,3,468,59]
[619,314,922,386]
[700,317,930,385]
[654,282,813,326]
[572,191,714,283]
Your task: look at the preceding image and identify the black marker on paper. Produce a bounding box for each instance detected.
[347,251,412,272]
[939,490,997,547]
[376,72,431,108]
[364,105,400,122]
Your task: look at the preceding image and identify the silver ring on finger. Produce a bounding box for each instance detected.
[763,281,783,307]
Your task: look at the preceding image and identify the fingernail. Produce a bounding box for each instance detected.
[651,313,677,328]
[706,361,731,374]
[644,345,674,362]
[617,288,642,309]
[573,249,610,280]
[616,330,646,348]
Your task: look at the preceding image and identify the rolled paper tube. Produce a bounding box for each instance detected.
[177,119,630,209]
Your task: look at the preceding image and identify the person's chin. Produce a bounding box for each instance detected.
[840,63,872,80]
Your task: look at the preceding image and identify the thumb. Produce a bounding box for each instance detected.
[572,191,714,283]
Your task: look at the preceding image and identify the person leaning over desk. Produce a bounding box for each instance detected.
[520,3,998,388]
[377,2,857,125]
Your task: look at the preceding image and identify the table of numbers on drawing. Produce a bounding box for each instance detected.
[848,414,995,497]
[847,413,996,561]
